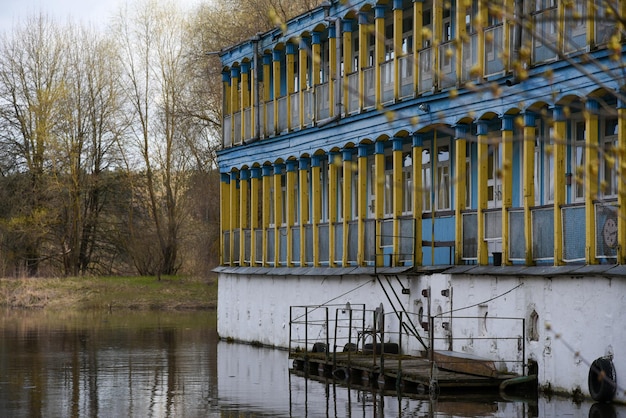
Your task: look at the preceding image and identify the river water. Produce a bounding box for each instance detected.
[0,309,622,417]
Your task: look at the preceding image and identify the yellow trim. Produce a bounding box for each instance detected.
[274,169,283,266]
[299,44,307,128]
[477,131,488,265]
[342,155,352,266]
[262,60,271,137]
[523,122,535,266]
[286,50,295,131]
[230,175,239,265]
[343,24,353,114]
[357,151,368,265]
[311,163,321,266]
[454,138,466,264]
[585,106,599,264]
[272,58,281,134]
[286,166,296,266]
[262,171,271,266]
[358,17,369,110]
[250,175,260,267]
[393,5,402,101]
[329,34,337,118]
[239,174,249,266]
[241,68,249,140]
[299,164,309,265]
[312,39,321,87]
[501,127,513,266]
[220,178,230,265]
[374,10,384,108]
[392,144,403,266]
[413,1,422,94]
[618,106,626,264]
[413,142,423,266]
[328,155,338,267]
[375,149,385,266]
[553,117,566,265]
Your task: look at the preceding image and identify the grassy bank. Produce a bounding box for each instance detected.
[0,275,218,311]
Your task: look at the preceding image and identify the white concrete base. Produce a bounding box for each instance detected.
[217,270,625,402]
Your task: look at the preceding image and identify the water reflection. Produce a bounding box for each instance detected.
[0,310,623,417]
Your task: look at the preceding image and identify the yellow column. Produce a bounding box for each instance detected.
[299,158,310,265]
[329,24,337,118]
[230,171,240,265]
[273,163,284,266]
[374,5,386,108]
[285,160,297,267]
[393,0,402,101]
[311,156,322,266]
[299,38,309,127]
[456,0,467,83]
[312,32,321,87]
[250,168,261,267]
[328,152,339,267]
[476,0,488,79]
[392,137,404,266]
[239,169,250,267]
[553,106,566,265]
[230,67,240,143]
[357,144,368,265]
[220,173,231,265]
[523,112,536,266]
[358,12,369,110]
[374,141,385,266]
[286,44,296,131]
[454,126,468,264]
[618,100,626,264]
[587,0,595,47]
[272,50,282,134]
[261,166,272,266]
[342,150,353,266]
[240,62,250,140]
[412,134,423,266]
[432,0,442,89]
[585,99,599,264]
[343,19,354,113]
[477,122,489,265]
[501,116,514,266]
[262,54,272,137]
[222,70,231,118]
[413,1,423,94]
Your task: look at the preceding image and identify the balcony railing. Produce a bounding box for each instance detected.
[531,206,554,261]
[398,54,414,99]
[233,111,242,145]
[315,82,330,121]
[277,96,288,133]
[439,40,457,89]
[303,90,314,127]
[461,33,478,83]
[264,100,275,137]
[595,201,618,259]
[380,60,394,104]
[289,92,300,131]
[243,107,252,141]
[223,114,232,147]
[363,67,375,109]
[418,47,434,94]
[346,72,359,114]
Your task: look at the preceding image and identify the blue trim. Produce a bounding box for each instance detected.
[230,67,240,79]
[375,5,386,19]
[311,155,323,167]
[312,32,321,45]
[273,163,285,175]
[262,54,272,66]
[286,43,297,55]
[342,19,353,33]
[240,169,250,181]
[476,121,489,136]
[455,124,468,139]
[262,165,273,177]
[357,144,370,158]
[375,141,385,154]
[221,173,231,184]
[342,149,353,161]
[412,133,423,147]
[392,137,404,151]
[250,167,261,179]
[524,112,536,127]
[553,105,565,122]
[286,160,298,172]
[393,0,403,10]
[230,171,238,181]
[502,115,514,131]
[241,62,250,73]
[299,157,310,170]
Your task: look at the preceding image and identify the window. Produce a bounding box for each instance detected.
[595,0,618,45]
[367,156,376,218]
[384,155,393,216]
[422,147,432,212]
[320,160,329,222]
[534,118,554,205]
[571,119,585,202]
[530,0,558,63]
[487,135,502,208]
[436,141,451,210]
[600,116,618,198]
[403,152,413,214]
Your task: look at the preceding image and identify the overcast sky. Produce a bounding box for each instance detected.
[1,0,203,34]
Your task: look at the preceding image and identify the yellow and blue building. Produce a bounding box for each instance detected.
[215,0,626,402]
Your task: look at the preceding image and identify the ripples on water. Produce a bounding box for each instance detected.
[0,310,622,417]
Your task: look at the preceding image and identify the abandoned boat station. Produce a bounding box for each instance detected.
[214,0,625,403]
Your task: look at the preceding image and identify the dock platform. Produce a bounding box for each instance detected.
[289,350,531,396]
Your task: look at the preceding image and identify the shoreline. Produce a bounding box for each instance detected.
[0,275,218,311]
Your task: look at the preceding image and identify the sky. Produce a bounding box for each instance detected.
[1,0,204,34]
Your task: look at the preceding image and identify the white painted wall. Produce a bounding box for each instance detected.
[217,271,625,402]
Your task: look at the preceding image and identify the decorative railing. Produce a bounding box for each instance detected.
[484,24,505,77]
[418,47,433,94]
[380,60,394,104]
[363,67,375,109]
[398,54,414,99]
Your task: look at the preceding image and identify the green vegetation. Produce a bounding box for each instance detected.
[0,275,217,311]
